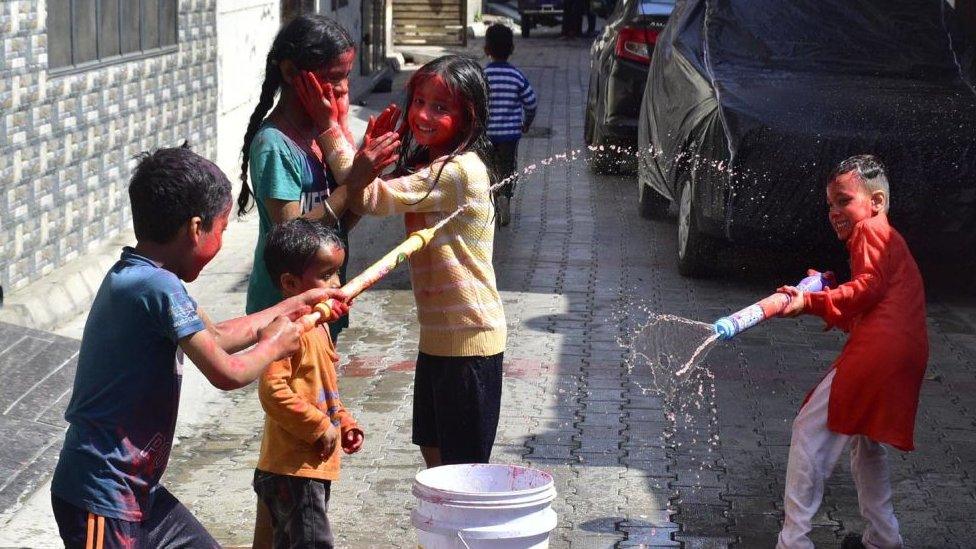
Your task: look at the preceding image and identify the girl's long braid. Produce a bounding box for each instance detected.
[237,59,281,216]
[236,15,354,216]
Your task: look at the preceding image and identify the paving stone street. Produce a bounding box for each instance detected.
[2,37,976,548]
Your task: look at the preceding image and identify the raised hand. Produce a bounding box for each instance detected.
[347,130,401,191]
[368,104,402,141]
[335,86,350,126]
[293,71,338,132]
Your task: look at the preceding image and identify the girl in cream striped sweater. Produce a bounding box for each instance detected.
[305,55,506,467]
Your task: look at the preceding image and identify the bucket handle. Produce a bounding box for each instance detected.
[456,531,472,549]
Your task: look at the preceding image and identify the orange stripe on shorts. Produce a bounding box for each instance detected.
[95,515,105,549]
[85,513,105,549]
[85,513,95,549]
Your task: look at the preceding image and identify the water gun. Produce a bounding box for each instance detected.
[713,271,835,340]
[299,226,437,331]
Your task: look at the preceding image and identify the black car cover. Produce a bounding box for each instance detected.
[642,0,976,249]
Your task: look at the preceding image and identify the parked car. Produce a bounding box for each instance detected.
[518,0,564,37]
[637,0,976,276]
[584,0,675,173]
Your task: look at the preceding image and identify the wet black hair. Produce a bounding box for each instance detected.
[485,24,515,60]
[264,218,345,289]
[396,55,497,204]
[128,142,232,243]
[237,15,354,216]
[830,154,890,208]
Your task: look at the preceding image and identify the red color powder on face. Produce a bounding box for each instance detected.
[408,75,466,157]
[184,206,231,282]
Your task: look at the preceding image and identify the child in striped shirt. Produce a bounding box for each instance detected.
[484,23,538,226]
[313,55,507,467]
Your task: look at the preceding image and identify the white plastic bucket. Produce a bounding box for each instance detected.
[411,463,558,548]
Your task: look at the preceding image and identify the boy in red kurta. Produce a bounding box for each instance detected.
[775,155,928,549]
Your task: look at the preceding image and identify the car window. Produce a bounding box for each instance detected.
[638,0,674,16]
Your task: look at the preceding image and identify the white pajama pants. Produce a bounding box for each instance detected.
[776,369,903,549]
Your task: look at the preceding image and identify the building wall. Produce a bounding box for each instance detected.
[0,0,219,292]
[215,0,280,190]
[215,0,375,195]
[321,0,364,76]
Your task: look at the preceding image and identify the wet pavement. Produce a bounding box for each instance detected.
[2,36,976,548]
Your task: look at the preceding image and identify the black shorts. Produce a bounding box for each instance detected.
[52,488,218,549]
[412,352,504,464]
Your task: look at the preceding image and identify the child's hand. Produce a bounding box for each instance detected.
[369,104,403,140]
[283,288,349,321]
[808,268,837,289]
[347,129,400,191]
[342,428,365,454]
[317,424,340,459]
[294,71,338,132]
[335,87,350,127]
[257,316,303,361]
[327,299,350,321]
[777,285,805,317]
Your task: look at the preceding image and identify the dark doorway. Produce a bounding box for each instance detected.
[361,0,387,74]
[281,0,315,24]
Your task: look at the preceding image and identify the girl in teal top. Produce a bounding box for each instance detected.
[237,15,362,337]
[237,15,373,547]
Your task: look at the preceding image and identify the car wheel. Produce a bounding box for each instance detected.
[521,17,532,37]
[638,179,670,219]
[676,176,717,277]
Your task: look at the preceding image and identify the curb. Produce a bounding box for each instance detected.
[0,230,133,332]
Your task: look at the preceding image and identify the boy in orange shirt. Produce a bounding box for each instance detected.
[252,218,363,548]
[775,155,928,549]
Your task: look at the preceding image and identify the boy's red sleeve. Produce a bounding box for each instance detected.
[804,222,888,332]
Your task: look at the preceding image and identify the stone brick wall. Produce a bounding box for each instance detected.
[0,0,219,292]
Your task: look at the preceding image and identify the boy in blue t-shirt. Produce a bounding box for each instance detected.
[484,23,537,227]
[49,144,348,548]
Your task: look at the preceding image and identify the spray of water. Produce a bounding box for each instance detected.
[627,314,719,391]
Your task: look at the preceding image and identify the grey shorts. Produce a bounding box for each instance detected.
[253,470,334,549]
